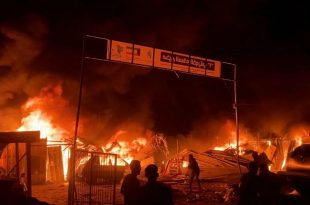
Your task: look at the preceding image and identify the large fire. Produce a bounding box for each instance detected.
[17,109,71,180]
[15,84,308,181]
[213,131,246,154]
[212,130,306,172]
[17,85,71,180]
[17,110,67,141]
[102,137,147,165]
[16,84,148,181]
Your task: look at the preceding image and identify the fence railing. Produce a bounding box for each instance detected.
[74,150,118,205]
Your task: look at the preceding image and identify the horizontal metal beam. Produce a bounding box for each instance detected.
[0,131,40,143]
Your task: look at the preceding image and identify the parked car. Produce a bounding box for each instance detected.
[81,156,126,185]
[278,144,310,196]
[286,143,310,172]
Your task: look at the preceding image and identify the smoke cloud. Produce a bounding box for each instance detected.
[1,1,310,150]
[0,15,49,130]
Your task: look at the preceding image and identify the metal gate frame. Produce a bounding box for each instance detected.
[68,34,240,204]
[74,150,117,205]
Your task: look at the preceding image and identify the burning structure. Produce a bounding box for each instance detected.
[0,83,308,185]
[0,18,310,203]
[0,82,308,186]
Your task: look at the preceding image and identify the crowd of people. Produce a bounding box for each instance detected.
[120,160,174,205]
[121,154,204,205]
[122,152,294,205]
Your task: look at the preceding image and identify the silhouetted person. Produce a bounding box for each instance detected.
[188,154,202,192]
[258,163,281,205]
[252,151,259,164]
[121,160,141,205]
[139,164,174,205]
[239,161,259,205]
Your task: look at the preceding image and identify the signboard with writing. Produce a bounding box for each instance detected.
[133,45,154,66]
[172,52,190,73]
[89,37,222,78]
[110,40,132,63]
[205,59,221,77]
[189,57,221,77]
[154,49,173,70]
[190,56,207,75]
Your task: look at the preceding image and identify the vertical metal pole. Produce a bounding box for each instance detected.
[152,47,155,69]
[176,138,179,173]
[233,64,242,176]
[171,51,174,70]
[89,153,93,205]
[113,155,117,205]
[131,43,135,64]
[68,35,86,205]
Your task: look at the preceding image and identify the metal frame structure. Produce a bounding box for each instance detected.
[68,35,240,204]
[0,131,40,196]
[73,150,117,205]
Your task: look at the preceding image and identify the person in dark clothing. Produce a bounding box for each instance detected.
[188,154,202,192]
[138,164,174,205]
[258,163,281,205]
[238,161,259,205]
[252,151,259,164]
[120,160,141,205]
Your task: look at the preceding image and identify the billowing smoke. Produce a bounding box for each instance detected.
[1,2,309,152]
[0,15,50,130]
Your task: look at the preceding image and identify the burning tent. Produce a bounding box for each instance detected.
[164,149,250,180]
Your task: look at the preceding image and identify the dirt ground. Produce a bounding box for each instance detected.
[32,181,230,205]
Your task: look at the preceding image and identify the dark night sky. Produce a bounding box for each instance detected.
[1,0,310,141]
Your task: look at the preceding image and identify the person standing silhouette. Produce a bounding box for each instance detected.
[188,154,202,192]
[258,163,281,205]
[239,161,259,205]
[139,164,174,205]
[121,160,141,205]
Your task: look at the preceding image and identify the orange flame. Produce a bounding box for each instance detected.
[267,140,271,146]
[102,137,147,166]
[17,84,71,181]
[213,136,246,154]
[17,110,66,141]
[281,152,287,170]
[182,160,189,168]
[294,135,303,147]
